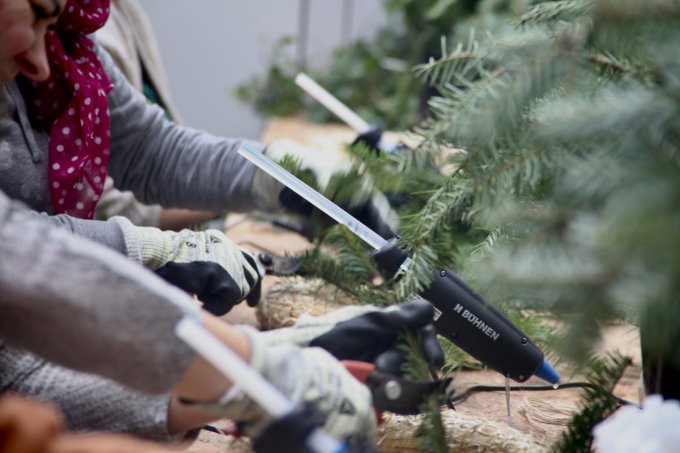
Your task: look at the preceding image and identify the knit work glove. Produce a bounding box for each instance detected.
[185,326,377,444]
[259,301,444,376]
[114,217,262,316]
[250,139,399,240]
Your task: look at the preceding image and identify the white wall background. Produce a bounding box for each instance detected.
[141,0,388,139]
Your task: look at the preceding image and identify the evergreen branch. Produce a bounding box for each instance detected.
[594,0,680,22]
[399,175,470,245]
[414,29,492,87]
[393,243,440,301]
[552,353,632,452]
[534,85,677,151]
[583,51,631,75]
[399,332,449,453]
[415,395,449,453]
[439,336,482,375]
[416,31,574,151]
[399,331,432,381]
[517,1,596,28]
[471,145,550,196]
[298,228,393,306]
[471,226,505,258]
[416,67,510,146]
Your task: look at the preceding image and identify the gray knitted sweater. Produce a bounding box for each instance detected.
[0,43,272,439]
[0,191,201,439]
[0,43,267,253]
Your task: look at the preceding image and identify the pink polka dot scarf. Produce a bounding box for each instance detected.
[21,0,112,219]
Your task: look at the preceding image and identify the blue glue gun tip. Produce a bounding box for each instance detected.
[535,359,560,385]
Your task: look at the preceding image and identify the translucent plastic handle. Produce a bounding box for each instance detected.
[175,318,345,453]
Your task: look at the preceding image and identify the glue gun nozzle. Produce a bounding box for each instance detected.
[535,359,560,385]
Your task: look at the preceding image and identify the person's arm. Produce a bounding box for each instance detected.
[0,191,203,394]
[98,45,269,213]
[0,193,376,442]
[96,175,218,230]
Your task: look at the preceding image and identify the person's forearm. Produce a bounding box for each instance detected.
[166,313,253,435]
[172,312,251,400]
[0,192,198,394]
[33,210,127,253]
[158,208,218,231]
[98,45,266,214]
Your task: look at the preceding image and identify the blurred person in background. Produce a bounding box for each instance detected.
[95,0,218,230]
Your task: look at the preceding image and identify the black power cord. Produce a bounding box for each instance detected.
[448,382,637,407]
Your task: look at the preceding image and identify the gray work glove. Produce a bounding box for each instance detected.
[251,139,399,240]
[184,326,377,443]
[259,301,444,376]
[114,217,263,315]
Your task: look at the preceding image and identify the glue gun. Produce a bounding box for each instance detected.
[371,238,559,384]
[239,144,560,385]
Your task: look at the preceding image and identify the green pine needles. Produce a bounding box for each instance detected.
[553,353,632,452]
[262,0,679,449]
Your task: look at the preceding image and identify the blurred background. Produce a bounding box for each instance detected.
[142,0,387,138]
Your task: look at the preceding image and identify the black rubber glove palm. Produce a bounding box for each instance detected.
[309,301,444,375]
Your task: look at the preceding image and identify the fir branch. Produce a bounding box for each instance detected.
[471,226,505,258]
[393,242,440,302]
[399,332,449,453]
[416,66,511,146]
[594,0,680,22]
[399,331,432,381]
[517,1,595,28]
[415,395,449,453]
[583,51,631,76]
[297,228,393,306]
[439,336,482,376]
[399,173,471,245]
[534,84,677,152]
[552,353,632,453]
[414,30,494,87]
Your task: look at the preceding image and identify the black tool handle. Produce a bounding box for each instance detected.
[372,239,543,382]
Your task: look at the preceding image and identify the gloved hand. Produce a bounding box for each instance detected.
[352,124,385,154]
[260,300,444,376]
[182,327,377,445]
[251,139,400,240]
[114,217,263,316]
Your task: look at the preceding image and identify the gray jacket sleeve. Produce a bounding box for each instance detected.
[0,191,199,394]
[36,210,127,252]
[99,45,269,213]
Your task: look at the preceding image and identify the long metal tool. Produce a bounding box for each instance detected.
[239,144,560,385]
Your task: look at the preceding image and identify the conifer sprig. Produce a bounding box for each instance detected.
[553,353,631,452]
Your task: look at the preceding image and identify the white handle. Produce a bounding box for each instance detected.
[295,72,370,133]
[175,318,345,453]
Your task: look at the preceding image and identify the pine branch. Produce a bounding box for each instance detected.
[399,332,449,453]
[297,227,393,306]
[552,353,632,452]
[594,0,680,21]
[517,1,596,28]
[399,173,471,245]
[414,30,494,87]
[415,395,449,453]
[583,51,632,76]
